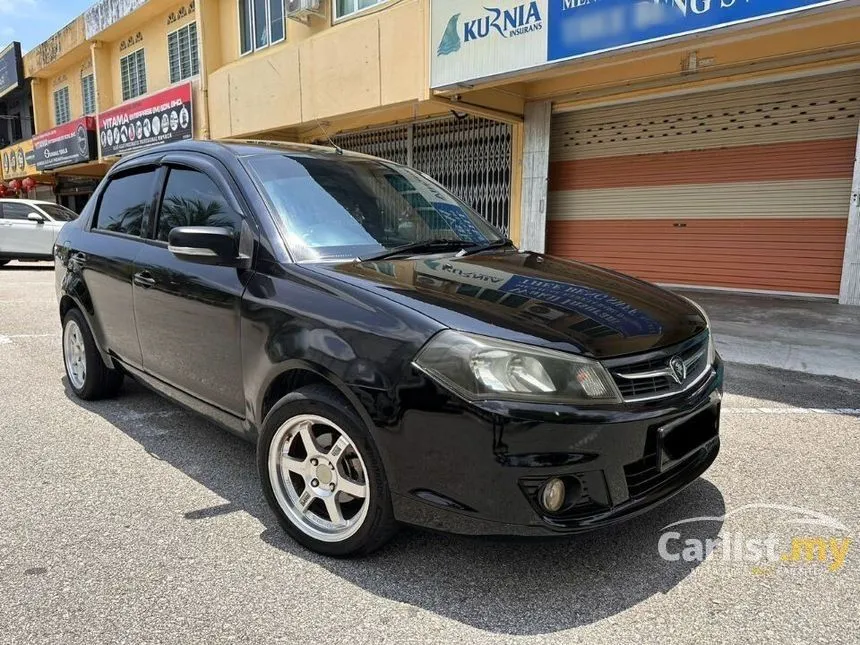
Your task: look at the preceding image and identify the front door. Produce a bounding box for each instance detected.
[0,201,56,256]
[133,164,250,416]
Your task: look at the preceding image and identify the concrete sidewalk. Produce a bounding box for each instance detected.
[675,289,860,382]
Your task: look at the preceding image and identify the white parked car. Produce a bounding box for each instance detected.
[0,199,78,266]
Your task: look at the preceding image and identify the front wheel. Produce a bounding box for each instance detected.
[258,384,397,557]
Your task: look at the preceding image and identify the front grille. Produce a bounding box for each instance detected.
[604,331,711,402]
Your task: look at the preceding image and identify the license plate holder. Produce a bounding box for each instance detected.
[655,403,720,472]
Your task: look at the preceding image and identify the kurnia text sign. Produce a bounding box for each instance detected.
[431,0,850,88]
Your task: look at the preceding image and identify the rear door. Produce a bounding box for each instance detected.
[81,167,161,368]
[0,202,54,256]
[132,155,253,415]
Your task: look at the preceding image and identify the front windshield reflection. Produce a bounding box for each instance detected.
[247,154,502,261]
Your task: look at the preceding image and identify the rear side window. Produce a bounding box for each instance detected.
[95,171,156,236]
[155,168,240,242]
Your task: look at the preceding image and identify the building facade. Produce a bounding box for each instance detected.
[3,0,858,305]
[430,0,860,305]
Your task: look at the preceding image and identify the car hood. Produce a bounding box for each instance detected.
[304,251,707,358]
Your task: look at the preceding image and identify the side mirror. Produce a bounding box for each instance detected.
[168,226,251,269]
[28,212,45,223]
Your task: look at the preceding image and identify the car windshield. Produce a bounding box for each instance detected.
[39,204,78,221]
[246,153,503,261]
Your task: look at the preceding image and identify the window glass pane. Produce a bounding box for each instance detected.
[157,169,241,242]
[53,87,70,125]
[81,75,96,115]
[239,0,253,54]
[269,0,284,42]
[168,32,181,84]
[1,203,31,220]
[95,172,155,236]
[40,204,79,221]
[121,50,147,101]
[247,154,500,261]
[336,0,354,17]
[253,0,269,49]
[135,50,148,96]
[190,23,200,76]
[336,0,384,18]
[179,28,192,80]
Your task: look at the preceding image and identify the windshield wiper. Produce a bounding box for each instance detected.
[455,237,515,257]
[358,239,478,262]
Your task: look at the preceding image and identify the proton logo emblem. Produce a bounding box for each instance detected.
[668,356,687,385]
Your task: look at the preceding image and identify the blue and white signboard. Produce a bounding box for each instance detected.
[431,0,849,88]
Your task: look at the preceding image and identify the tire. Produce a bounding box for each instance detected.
[0,259,9,267]
[258,384,398,557]
[62,308,124,400]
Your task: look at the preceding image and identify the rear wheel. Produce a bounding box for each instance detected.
[258,384,397,557]
[62,308,124,400]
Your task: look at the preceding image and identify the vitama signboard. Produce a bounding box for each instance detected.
[431,0,850,88]
[98,82,193,157]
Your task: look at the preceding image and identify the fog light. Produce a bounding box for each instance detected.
[540,478,566,513]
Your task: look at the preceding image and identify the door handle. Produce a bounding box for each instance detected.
[133,271,156,289]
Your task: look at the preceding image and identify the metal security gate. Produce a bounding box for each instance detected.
[325,115,513,233]
[547,71,858,296]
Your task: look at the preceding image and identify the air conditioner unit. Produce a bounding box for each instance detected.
[287,0,325,22]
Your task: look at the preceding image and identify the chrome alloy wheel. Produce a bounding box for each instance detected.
[63,319,87,390]
[268,414,370,542]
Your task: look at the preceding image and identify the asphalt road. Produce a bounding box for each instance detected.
[1,263,858,645]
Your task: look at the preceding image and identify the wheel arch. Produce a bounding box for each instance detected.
[59,292,116,370]
[258,360,376,437]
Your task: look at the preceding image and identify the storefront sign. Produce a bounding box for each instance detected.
[33,116,98,171]
[1,139,37,180]
[431,0,850,88]
[98,82,193,157]
[0,42,23,98]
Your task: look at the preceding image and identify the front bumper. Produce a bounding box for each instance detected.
[380,357,724,536]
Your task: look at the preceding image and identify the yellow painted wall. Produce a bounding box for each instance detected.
[23,16,88,78]
[93,0,205,140]
[44,56,96,128]
[208,0,429,139]
[105,1,197,107]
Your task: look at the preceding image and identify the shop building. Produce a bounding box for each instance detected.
[0,41,49,199]
[431,0,860,305]
[203,0,523,235]
[19,0,522,235]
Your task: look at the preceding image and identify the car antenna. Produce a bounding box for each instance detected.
[316,119,344,155]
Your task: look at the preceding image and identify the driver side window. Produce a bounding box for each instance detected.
[155,168,241,242]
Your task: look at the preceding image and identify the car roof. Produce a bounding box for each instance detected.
[113,138,382,170]
[0,198,61,207]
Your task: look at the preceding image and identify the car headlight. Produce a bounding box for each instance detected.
[413,331,622,404]
[682,296,716,365]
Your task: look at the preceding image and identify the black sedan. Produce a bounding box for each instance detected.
[55,140,722,556]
